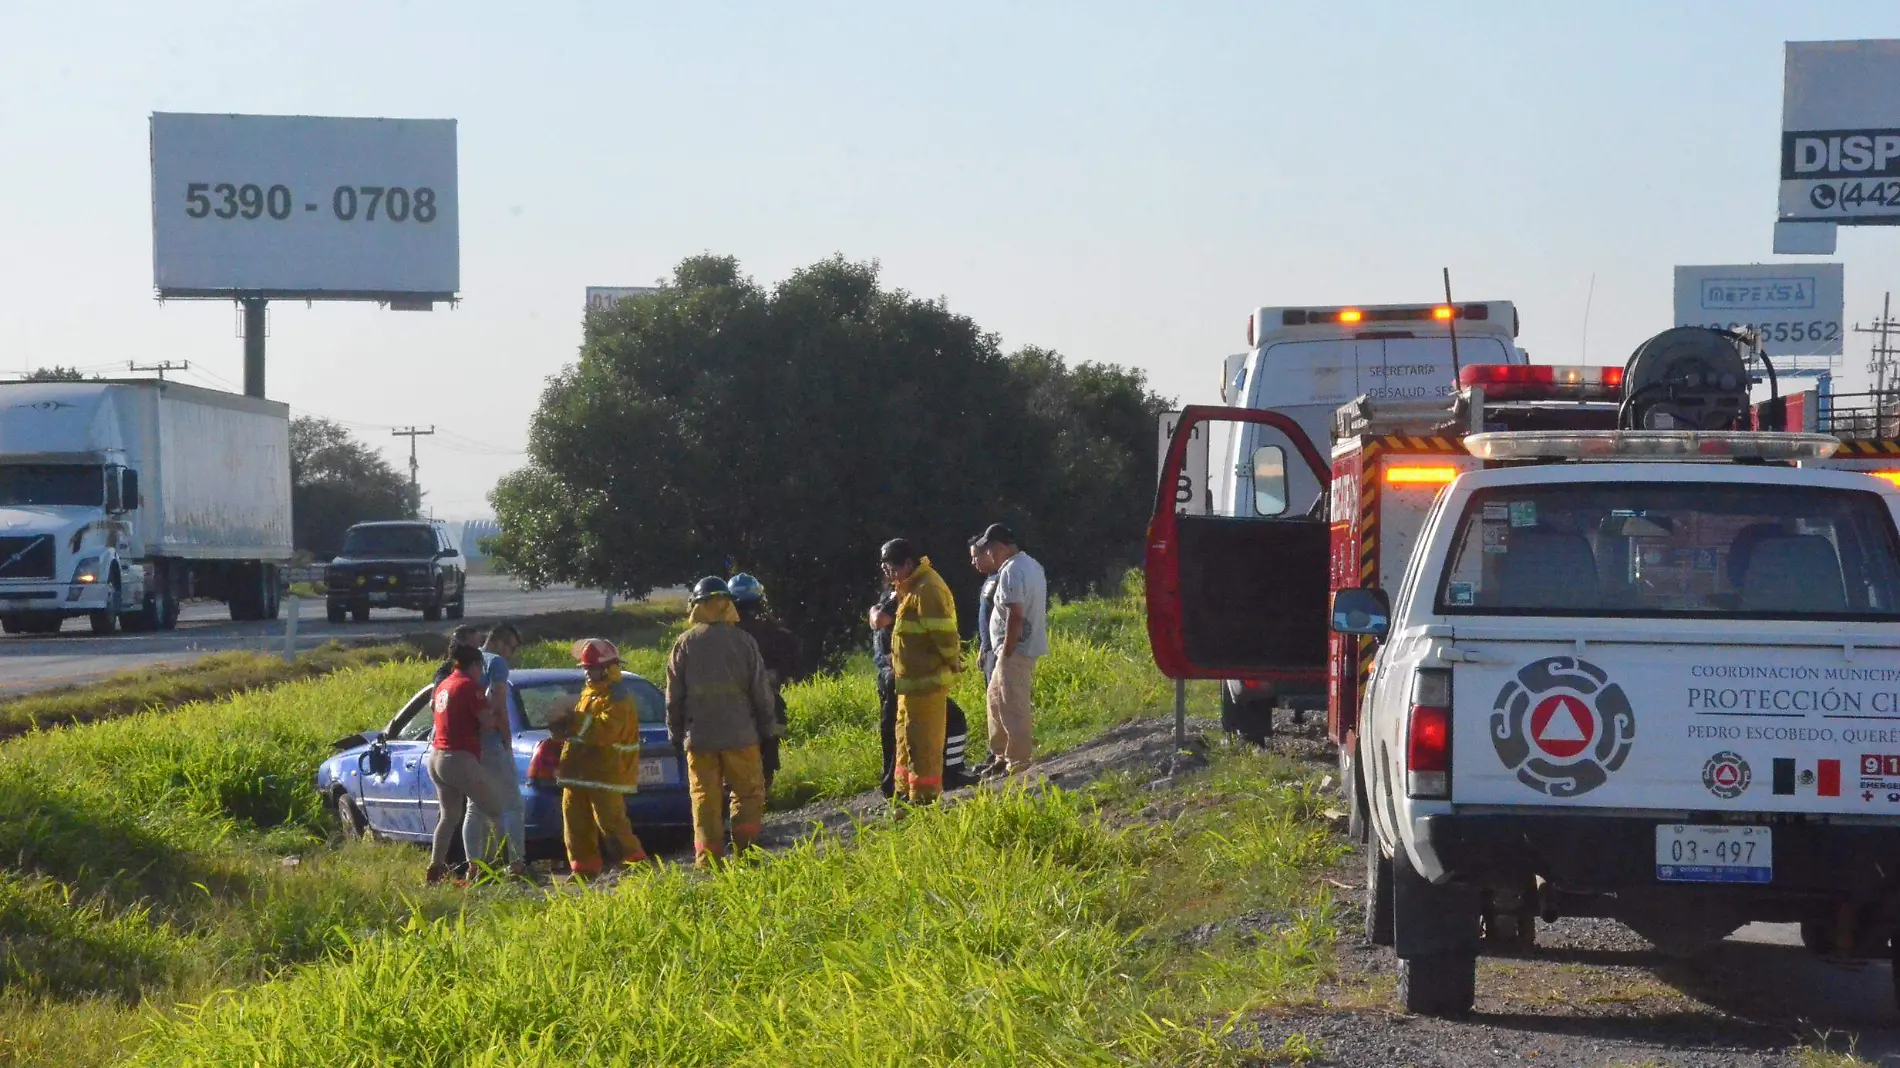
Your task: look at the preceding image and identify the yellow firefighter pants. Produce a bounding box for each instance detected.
[688,745,766,864]
[896,688,948,803]
[562,786,646,877]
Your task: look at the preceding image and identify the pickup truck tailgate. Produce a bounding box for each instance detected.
[1447,635,1900,814]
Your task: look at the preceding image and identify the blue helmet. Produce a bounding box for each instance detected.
[727,572,765,605]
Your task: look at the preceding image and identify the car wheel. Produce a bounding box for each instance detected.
[1398,950,1477,1017]
[351,603,370,623]
[327,601,347,624]
[335,791,368,839]
[88,579,122,635]
[1366,844,1395,946]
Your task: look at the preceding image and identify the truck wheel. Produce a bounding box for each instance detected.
[446,594,465,620]
[1366,844,1395,946]
[327,601,347,625]
[1219,685,1274,744]
[351,603,370,623]
[1398,951,1477,1017]
[158,589,179,630]
[261,570,281,621]
[88,580,122,635]
[1,615,19,635]
[423,600,443,623]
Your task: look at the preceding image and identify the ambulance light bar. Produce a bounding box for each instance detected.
[1281,304,1488,327]
[1464,431,1842,462]
[1385,464,1460,486]
[1457,364,1624,400]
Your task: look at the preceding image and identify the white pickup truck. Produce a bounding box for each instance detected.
[1332,430,1900,1015]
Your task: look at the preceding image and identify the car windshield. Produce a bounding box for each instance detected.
[0,464,103,507]
[341,525,436,556]
[516,678,667,728]
[1436,482,1900,620]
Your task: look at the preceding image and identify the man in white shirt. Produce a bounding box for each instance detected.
[971,524,1047,777]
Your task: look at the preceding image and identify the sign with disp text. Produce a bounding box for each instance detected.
[1780,40,1900,224]
[1673,264,1844,357]
[151,113,459,298]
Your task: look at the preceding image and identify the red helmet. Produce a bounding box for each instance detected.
[571,638,621,667]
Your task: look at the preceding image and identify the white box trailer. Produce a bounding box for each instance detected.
[0,379,291,634]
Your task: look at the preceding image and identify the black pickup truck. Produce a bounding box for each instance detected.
[325,520,466,623]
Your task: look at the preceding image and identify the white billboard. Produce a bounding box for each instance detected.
[1157,411,1209,516]
[1779,41,1900,224]
[585,286,659,312]
[1673,264,1844,358]
[151,113,459,298]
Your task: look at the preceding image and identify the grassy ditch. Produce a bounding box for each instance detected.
[0,582,1256,1066]
[130,748,1342,1067]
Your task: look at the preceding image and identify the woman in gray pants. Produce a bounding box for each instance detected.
[425,643,507,884]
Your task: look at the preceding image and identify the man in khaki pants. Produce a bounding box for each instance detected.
[973,524,1047,777]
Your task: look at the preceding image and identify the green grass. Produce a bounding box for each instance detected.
[129,748,1341,1067]
[0,580,1271,1066]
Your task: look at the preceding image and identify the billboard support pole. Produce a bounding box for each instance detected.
[241,296,268,399]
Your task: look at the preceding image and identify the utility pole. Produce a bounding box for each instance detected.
[391,426,434,516]
[1854,292,1900,431]
[128,360,188,381]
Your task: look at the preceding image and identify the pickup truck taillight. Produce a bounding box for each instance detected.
[1406,669,1451,799]
[526,738,562,783]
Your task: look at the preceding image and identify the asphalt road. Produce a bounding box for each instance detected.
[0,575,609,697]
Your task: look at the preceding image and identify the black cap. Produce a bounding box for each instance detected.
[974,523,1017,549]
[879,538,916,565]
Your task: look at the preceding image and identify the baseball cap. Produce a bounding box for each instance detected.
[973,523,1017,549]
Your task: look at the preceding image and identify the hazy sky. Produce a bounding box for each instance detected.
[6,2,1900,517]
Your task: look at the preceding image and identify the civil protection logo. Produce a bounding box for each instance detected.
[1702,751,1750,800]
[1491,656,1637,797]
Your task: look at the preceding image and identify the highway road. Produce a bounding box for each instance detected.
[0,575,608,697]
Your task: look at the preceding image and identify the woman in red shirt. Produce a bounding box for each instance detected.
[426,643,507,884]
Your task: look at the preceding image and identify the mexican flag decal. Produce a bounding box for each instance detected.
[1772,758,1841,797]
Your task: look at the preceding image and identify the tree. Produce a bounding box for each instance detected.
[21,366,86,382]
[490,254,1171,661]
[289,417,415,557]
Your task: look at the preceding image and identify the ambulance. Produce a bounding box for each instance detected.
[1209,301,1526,738]
[1152,326,1900,1016]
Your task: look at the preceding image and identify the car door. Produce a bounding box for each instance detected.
[358,685,436,839]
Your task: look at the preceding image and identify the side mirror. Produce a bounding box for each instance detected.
[365,738,392,777]
[438,548,460,559]
[1331,587,1391,639]
[1252,445,1287,517]
[122,469,140,511]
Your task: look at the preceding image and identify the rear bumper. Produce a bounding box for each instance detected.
[1423,813,1900,902]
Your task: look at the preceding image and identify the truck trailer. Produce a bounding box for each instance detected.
[0,379,292,634]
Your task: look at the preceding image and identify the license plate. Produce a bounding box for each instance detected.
[639,759,665,786]
[368,593,390,603]
[1656,824,1772,884]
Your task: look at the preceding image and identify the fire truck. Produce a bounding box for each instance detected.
[1150,325,1900,1014]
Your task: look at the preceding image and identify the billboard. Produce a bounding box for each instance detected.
[1780,41,1900,224]
[151,113,459,299]
[585,286,659,312]
[1673,264,1844,358]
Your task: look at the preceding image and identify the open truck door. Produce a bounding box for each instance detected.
[1147,405,1333,687]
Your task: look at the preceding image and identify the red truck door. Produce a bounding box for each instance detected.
[1146,405,1333,681]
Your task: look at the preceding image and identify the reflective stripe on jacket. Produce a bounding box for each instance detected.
[554,665,641,794]
[892,557,960,695]
[666,605,779,753]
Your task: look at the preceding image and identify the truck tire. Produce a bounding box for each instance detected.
[228,564,259,621]
[351,603,370,623]
[1219,684,1274,744]
[446,592,465,620]
[1366,844,1395,946]
[88,579,122,635]
[1,615,20,635]
[1398,951,1477,1017]
[158,589,179,631]
[261,569,281,621]
[327,601,347,625]
[423,599,443,623]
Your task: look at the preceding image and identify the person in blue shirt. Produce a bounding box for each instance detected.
[461,623,527,876]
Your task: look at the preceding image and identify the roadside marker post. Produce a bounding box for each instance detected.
[283,594,300,662]
[1174,678,1186,748]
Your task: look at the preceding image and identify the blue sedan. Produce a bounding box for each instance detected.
[316,668,692,856]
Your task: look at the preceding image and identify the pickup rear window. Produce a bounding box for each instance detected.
[1435,482,1900,620]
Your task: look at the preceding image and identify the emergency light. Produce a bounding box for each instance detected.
[1458,364,1624,401]
[1464,430,1842,462]
[1865,470,1900,489]
[1280,304,1489,327]
[1384,464,1460,486]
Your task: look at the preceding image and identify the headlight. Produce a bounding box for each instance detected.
[73,556,102,584]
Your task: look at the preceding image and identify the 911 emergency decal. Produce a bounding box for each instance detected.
[1490,656,1637,797]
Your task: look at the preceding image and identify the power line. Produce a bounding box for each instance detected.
[128,360,188,381]
[391,426,435,512]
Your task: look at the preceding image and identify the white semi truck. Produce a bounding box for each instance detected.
[0,379,291,635]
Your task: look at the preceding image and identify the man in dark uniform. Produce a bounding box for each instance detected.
[727,573,802,790]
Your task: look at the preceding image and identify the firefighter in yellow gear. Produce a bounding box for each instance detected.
[881,539,961,804]
[550,637,648,881]
[668,577,780,866]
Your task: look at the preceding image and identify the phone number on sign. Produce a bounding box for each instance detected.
[180,183,440,223]
[1690,320,1841,345]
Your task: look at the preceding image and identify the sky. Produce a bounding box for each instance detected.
[6,1,1900,518]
